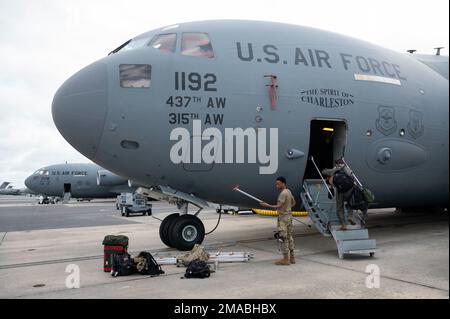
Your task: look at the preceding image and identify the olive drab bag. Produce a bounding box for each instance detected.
[362,187,375,203]
[102,235,129,247]
[347,186,368,210]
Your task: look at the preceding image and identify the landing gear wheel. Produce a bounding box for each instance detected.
[169,215,205,251]
[370,252,375,257]
[159,213,180,248]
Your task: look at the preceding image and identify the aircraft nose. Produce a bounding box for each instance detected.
[24,176,32,189]
[24,175,36,191]
[52,62,108,159]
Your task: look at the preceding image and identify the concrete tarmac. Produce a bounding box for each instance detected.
[0,195,448,299]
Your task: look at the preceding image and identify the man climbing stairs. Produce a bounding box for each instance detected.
[300,179,377,259]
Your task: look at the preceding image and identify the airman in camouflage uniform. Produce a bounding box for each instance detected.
[260,176,296,266]
[322,158,356,230]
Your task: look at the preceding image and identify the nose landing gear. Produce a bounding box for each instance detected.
[159,214,205,251]
[136,186,210,251]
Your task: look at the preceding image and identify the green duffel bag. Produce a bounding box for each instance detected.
[102,235,129,247]
[362,187,375,203]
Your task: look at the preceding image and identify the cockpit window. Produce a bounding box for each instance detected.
[121,34,152,52]
[119,64,151,88]
[181,33,214,58]
[148,33,177,53]
[108,39,131,55]
[35,170,49,176]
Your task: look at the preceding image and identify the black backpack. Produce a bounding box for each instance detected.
[136,251,165,276]
[347,186,368,210]
[333,170,354,192]
[184,259,211,279]
[111,252,137,277]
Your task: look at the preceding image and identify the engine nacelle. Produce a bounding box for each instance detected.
[97,170,127,186]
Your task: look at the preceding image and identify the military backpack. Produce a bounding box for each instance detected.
[333,170,354,192]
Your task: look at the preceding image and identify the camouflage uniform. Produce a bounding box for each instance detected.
[176,244,210,266]
[277,188,295,255]
[322,164,354,225]
[277,213,294,255]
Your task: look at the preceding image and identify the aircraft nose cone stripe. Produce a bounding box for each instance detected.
[52,62,108,160]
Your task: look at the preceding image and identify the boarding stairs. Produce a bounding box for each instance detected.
[62,192,71,203]
[300,179,376,259]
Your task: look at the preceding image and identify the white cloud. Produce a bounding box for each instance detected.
[0,0,448,187]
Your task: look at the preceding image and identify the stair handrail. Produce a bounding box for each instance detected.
[341,158,363,187]
[309,156,335,198]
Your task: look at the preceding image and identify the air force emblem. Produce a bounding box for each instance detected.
[407,110,424,139]
[376,106,397,136]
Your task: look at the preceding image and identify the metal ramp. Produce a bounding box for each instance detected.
[63,192,71,203]
[301,179,376,259]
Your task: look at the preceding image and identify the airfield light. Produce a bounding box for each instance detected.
[322,127,334,132]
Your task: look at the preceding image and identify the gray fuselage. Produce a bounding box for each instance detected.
[52,20,449,208]
[24,163,130,198]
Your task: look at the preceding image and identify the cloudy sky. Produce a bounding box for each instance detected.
[0,0,448,188]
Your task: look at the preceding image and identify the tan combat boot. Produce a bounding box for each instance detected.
[289,250,296,264]
[274,254,290,266]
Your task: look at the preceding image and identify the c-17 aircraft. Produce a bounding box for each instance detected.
[0,183,20,195]
[0,182,33,196]
[0,182,11,190]
[25,163,136,200]
[52,20,448,251]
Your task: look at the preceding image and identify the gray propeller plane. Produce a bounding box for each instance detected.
[51,20,448,251]
[25,163,135,200]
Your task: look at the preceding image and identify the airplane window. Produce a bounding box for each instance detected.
[121,33,153,52]
[119,64,151,88]
[148,34,177,53]
[108,39,131,55]
[181,33,214,58]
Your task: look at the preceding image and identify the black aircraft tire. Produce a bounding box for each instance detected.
[159,213,180,248]
[169,215,205,251]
